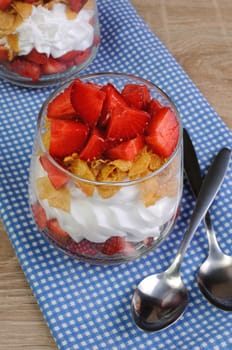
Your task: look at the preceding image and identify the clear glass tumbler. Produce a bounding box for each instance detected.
[0,0,100,87]
[29,73,183,264]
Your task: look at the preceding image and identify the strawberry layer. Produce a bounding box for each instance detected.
[15,4,94,58]
[33,158,180,243]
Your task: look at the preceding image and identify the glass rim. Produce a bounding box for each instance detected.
[37,72,183,186]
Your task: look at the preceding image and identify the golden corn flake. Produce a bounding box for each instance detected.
[83,0,94,10]
[7,33,19,54]
[97,185,121,199]
[12,1,33,19]
[36,176,70,212]
[0,10,19,36]
[69,158,95,196]
[128,147,151,180]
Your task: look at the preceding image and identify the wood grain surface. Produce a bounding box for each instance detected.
[0,1,232,349]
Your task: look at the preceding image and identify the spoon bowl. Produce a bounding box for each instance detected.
[131,146,231,331]
[184,129,232,311]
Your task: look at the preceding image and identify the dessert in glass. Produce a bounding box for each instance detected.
[0,0,100,87]
[29,73,183,264]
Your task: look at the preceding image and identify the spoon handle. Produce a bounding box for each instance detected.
[175,142,231,269]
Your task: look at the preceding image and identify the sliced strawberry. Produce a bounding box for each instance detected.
[0,45,8,62]
[99,83,128,126]
[145,107,179,158]
[106,105,150,141]
[7,58,41,81]
[71,80,106,127]
[148,98,162,115]
[25,48,48,65]
[49,119,89,158]
[0,0,12,10]
[121,83,151,110]
[47,84,78,120]
[68,239,98,256]
[68,0,87,12]
[106,135,144,161]
[31,201,47,230]
[80,128,106,161]
[47,218,70,245]
[57,50,78,63]
[39,154,69,189]
[74,48,91,65]
[41,57,67,75]
[101,236,127,255]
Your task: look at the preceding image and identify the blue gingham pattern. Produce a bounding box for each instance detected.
[1,1,232,349]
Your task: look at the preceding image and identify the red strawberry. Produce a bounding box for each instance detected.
[145,107,179,158]
[39,154,69,189]
[148,98,162,115]
[74,48,91,65]
[106,105,150,141]
[0,45,8,62]
[99,83,128,126]
[68,239,98,256]
[57,50,78,62]
[107,135,144,161]
[25,48,48,64]
[31,201,47,230]
[49,119,89,158]
[47,84,78,120]
[101,236,126,255]
[0,0,12,10]
[7,58,41,81]
[47,219,70,244]
[80,128,106,161]
[41,57,67,75]
[121,83,151,110]
[71,80,106,127]
[68,0,87,12]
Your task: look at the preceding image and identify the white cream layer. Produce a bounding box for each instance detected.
[15,4,94,57]
[34,159,179,243]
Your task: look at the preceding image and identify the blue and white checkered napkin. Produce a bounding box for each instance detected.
[1,0,232,349]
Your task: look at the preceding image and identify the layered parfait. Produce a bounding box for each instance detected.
[29,73,182,263]
[0,0,99,85]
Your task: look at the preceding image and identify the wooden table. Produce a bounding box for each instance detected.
[0,1,232,348]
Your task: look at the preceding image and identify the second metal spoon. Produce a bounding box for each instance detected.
[131,146,231,332]
[184,129,232,311]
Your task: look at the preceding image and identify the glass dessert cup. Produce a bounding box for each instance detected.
[0,0,100,88]
[29,72,183,264]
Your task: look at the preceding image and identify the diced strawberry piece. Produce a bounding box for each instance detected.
[41,57,67,75]
[106,105,150,141]
[68,0,87,12]
[0,0,12,10]
[99,83,128,126]
[7,58,41,81]
[47,84,78,120]
[39,154,69,189]
[145,107,179,158]
[25,48,48,65]
[74,48,91,65]
[47,219,70,245]
[148,98,162,115]
[57,50,78,62]
[80,128,106,161]
[31,201,47,230]
[106,135,144,161]
[121,84,151,110]
[68,239,98,256]
[49,119,89,158]
[0,45,8,62]
[71,80,106,127]
[101,236,126,255]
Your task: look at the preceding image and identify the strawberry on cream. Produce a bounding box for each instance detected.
[15,4,94,58]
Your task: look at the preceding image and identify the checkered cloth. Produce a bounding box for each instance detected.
[1,1,232,349]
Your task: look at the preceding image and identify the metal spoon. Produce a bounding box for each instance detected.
[131,146,231,332]
[183,129,232,311]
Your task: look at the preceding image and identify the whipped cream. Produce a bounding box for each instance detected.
[33,159,179,243]
[15,4,94,57]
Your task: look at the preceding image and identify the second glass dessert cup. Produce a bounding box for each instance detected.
[29,73,183,264]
